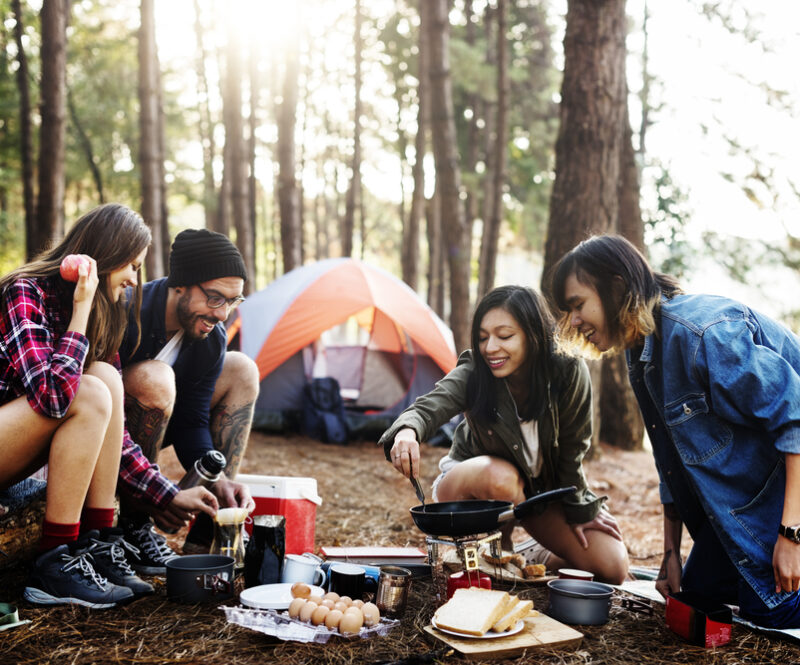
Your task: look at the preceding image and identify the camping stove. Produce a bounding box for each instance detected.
[426,531,502,601]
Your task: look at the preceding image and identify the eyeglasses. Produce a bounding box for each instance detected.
[196,284,245,310]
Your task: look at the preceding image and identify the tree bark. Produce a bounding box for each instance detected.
[541,0,628,453]
[35,0,70,254]
[424,0,470,352]
[67,90,104,203]
[277,27,301,273]
[138,0,166,278]
[477,0,508,299]
[193,0,218,230]
[426,190,443,317]
[342,0,363,258]
[11,0,36,259]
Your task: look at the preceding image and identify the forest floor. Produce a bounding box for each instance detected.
[1,431,797,664]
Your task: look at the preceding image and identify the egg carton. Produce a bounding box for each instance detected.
[220,606,400,644]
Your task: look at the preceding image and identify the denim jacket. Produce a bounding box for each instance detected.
[378,350,604,524]
[627,293,800,609]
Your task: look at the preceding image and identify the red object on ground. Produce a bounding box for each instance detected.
[665,592,732,647]
[446,570,492,599]
[59,254,90,282]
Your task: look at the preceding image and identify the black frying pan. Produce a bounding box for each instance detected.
[409,485,577,537]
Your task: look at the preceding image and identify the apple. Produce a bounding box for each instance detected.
[59,254,91,282]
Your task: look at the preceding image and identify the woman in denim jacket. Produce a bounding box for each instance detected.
[552,234,800,628]
[379,285,628,583]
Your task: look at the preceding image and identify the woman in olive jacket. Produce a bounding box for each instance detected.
[379,285,628,583]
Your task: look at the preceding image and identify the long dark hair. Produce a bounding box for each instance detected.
[467,285,556,425]
[550,235,682,354]
[0,203,151,362]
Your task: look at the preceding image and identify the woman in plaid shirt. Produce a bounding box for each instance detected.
[0,204,168,608]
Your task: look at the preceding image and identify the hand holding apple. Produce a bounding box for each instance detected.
[59,254,92,282]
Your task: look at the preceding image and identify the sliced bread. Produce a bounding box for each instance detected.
[491,598,534,632]
[433,587,510,636]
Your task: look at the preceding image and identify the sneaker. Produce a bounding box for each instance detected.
[75,529,154,598]
[514,537,553,567]
[23,544,134,608]
[121,519,179,575]
[183,512,213,555]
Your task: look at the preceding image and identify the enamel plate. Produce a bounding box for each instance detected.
[430,618,525,639]
[239,583,325,610]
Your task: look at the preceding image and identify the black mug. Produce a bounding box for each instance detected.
[328,563,372,599]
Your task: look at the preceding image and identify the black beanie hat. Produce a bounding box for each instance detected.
[166,229,248,287]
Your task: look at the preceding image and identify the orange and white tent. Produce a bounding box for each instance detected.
[228,258,458,434]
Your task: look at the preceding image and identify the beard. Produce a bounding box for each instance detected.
[176,290,218,340]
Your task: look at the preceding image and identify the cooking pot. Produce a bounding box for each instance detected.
[546,579,614,625]
[166,554,235,604]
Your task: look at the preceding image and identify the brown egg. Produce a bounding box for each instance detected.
[288,597,306,619]
[322,591,340,603]
[333,600,349,613]
[343,605,362,617]
[324,608,344,630]
[320,598,336,610]
[351,599,364,609]
[307,594,323,605]
[299,600,317,623]
[291,582,311,599]
[311,604,330,626]
[338,609,364,634]
[362,602,380,627]
[339,595,353,607]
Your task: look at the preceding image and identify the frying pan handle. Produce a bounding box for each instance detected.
[497,486,578,523]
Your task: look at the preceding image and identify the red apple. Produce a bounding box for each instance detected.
[59,254,91,282]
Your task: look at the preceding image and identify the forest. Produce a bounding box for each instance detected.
[1,0,799,449]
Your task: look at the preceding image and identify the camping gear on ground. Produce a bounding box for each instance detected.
[237,474,321,555]
[327,562,370,598]
[244,514,286,588]
[238,582,325,610]
[226,258,458,440]
[558,568,594,581]
[665,591,732,647]
[301,377,349,444]
[165,450,227,535]
[447,570,491,599]
[280,553,326,585]
[166,554,234,603]
[210,507,249,571]
[546,579,614,625]
[0,603,30,631]
[375,565,412,619]
[410,486,576,537]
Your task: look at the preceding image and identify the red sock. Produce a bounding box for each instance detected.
[80,507,116,533]
[39,520,80,552]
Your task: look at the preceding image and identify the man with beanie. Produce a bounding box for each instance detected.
[116,229,259,573]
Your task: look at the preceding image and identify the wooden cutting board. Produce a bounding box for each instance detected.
[424,612,583,660]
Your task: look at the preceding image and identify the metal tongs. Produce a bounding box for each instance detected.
[408,457,425,509]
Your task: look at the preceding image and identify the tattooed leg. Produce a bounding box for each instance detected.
[121,360,176,463]
[124,393,170,462]
[209,352,259,476]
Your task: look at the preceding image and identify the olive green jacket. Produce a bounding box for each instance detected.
[378,350,604,524]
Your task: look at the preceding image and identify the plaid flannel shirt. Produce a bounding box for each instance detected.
[0,277,178,508]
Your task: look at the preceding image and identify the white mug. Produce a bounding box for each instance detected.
[280,553,325,586]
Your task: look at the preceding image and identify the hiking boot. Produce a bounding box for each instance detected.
[182,512,214,555]
[23,544,134,608]
[120,518,179,575]
[75,529,154,598]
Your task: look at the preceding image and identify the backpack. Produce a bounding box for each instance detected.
[301,377,349,444]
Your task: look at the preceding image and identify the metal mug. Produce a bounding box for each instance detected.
[375,565,412,619]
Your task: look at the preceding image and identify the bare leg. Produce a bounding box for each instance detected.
[121,360,176,462]
[208,351,258,478]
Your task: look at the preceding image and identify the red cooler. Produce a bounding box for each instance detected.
[236,474,322,555]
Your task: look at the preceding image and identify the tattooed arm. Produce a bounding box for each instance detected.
[655,502,684,599]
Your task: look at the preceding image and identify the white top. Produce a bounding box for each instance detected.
[155,329,184,366]
[519,419,543,478]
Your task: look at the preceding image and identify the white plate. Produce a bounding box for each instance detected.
[430,618,525,639]
[239,583,325,610]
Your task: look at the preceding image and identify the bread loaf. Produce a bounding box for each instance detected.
[491,598,534,632]
[432,588,510,636]
[522,563,546,579]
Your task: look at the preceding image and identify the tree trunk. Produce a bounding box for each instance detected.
[35,0,69,255]
[404,0,429,291]
[277,30,301,273]
[477,0,508,299]
[342,0,363,259]
[11,0,36,259]
[138,0,166,278]
[424,0,470,352]
[67,90,104,203]
[193,0,218,229]
[248,37,260,282]
[426,190,443,318]
[541,0,628,453]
